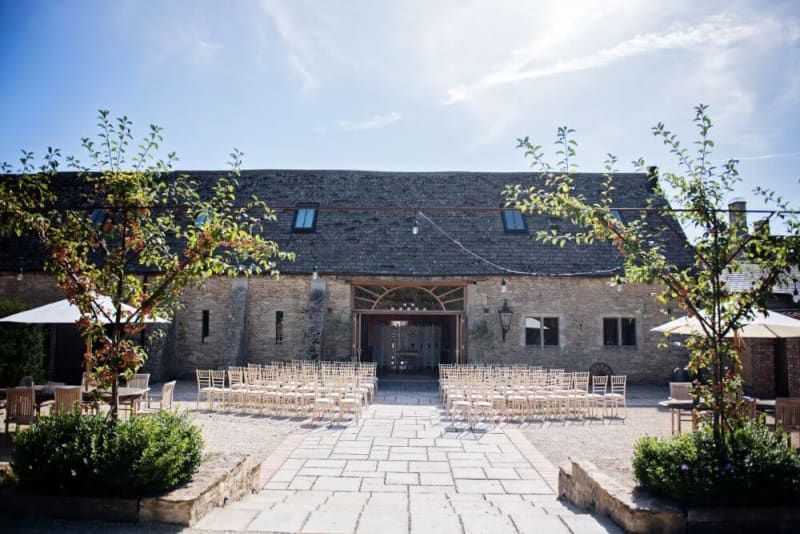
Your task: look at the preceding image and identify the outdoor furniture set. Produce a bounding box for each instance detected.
[195,361,378,424]
[2,373,174,433]
[662,382,800,445]
[439,364,626,428]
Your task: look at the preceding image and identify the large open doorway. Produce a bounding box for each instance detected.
[350,283,466,381]
[359,314,457,379]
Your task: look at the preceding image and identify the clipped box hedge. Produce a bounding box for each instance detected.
[12,411,203,497]
[633,420,800,507]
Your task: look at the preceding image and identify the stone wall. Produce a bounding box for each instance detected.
[0,272,689,383]
[466,276,686,383]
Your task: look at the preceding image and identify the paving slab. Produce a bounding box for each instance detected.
[194,507,258,531]
[313,476,362,491]
[510,511,572,534]
[455,479,506,494]
[247,507,310,532]
[288,476,317,490]
[303,507,361,534]
[501,479,553,494]
[377,460,408,472]
[420,472,455,486]
[460,511,518,534]
[357,510,409,534]
[386,471,420,485]
[409,461,450,473]
[452,467,486,479]
[359,478,409,493]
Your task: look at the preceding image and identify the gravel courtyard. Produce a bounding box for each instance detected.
[172,380,305,468]
[522,406,672,488]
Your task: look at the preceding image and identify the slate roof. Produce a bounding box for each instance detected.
[1,169,694,277]
[723,264,800,295]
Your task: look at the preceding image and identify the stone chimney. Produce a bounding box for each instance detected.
[646,166,659,193]
[753,217,771,236]
[728,198,747,234]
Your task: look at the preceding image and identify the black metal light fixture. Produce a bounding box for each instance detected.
[312,265,319,280]
[501,278,507,293]
[16,268,23,282]
[793,278,799,304]
[412,219,419,235]
[498,299,513,342]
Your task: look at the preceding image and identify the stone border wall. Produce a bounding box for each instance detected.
[559,458,800,533]
[0,453,259,526]
[558,459,686,533]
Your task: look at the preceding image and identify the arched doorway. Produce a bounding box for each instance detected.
[351,283,466,379]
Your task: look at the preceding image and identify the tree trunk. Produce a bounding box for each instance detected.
[110,378,119,420]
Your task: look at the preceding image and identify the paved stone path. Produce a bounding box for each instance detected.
[195,387,620,533]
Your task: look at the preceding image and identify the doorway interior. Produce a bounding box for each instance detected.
[359,314,457,379]
[351,282,467,380]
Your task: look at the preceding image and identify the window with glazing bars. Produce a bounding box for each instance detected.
[525,316,559,347]
[603,317,636,346]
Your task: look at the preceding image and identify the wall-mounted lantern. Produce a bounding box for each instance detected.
[498,299,513,342]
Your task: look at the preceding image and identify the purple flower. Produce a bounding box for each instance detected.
[680,464,689,472]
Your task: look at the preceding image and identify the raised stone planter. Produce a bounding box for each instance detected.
[559,459,800,533]
[558,459,686,533]
[0,452,258,526]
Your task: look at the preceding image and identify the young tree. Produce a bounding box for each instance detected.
[505,105,799,451]
[1,110,294,418]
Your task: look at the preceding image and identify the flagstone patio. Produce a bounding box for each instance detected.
[194,387,620,534]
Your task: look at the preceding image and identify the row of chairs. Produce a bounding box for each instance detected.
[439,364,626,427]
[195,361,378,424]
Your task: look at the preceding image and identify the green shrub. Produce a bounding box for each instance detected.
[633,421,800,507]
[0,300,46,386]
[12,411,203,497]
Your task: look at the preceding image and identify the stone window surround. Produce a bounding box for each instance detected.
[601,316,638,348]
[522,314,561,348]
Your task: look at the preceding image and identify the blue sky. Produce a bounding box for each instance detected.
[1,1,798,231]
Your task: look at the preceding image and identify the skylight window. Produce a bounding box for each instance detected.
[90,208,106,227]
[501,208,527,233]
[195,212,212,228]
[292,204,318,233]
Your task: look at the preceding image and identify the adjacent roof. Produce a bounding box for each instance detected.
[723,264,800,295]
[1,169,694,277]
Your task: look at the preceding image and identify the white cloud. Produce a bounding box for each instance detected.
[337,112,402,132]
[445,14,798,104]
[732,151,800,161]
[260,0,319,91]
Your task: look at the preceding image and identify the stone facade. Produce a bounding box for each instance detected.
[0,272,689,383]
[465,276,686,382]
[171,274,686,383]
